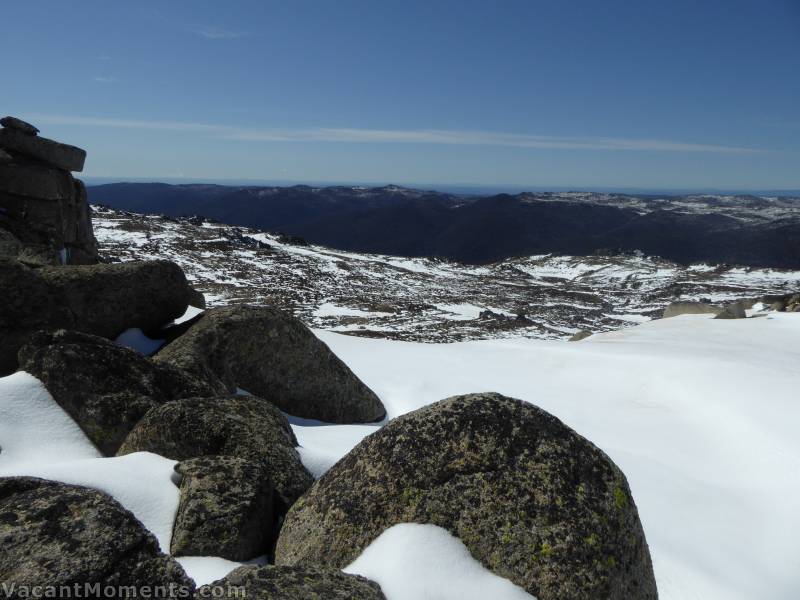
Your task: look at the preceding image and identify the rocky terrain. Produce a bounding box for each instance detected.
[88,182,800,267]
[94,205,800,342]
[3,117,800,600]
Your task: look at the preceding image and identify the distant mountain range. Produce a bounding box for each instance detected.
[87,183,800,268]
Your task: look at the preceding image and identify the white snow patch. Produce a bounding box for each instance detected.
[177,555,268,587]
[0,372,101,470]
[314,313,800,600]
[313,302,391,318]
[345,523,535,600]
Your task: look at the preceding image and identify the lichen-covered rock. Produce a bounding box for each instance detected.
[0,477,194,595]
[118,395,313,507]
[154,305,385,423]
[17,330,225,455]
[198,565,385,600]
[171,456,274,560]
[569,330,592,341]
[276,392,657,600]
[0,258,192,374]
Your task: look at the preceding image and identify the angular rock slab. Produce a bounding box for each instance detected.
[199,565,385,600]
[0,258,192,374]
[276,392,658,600]
[117,395,313,508]
[0,477,194,593]
[154,305,386,423]
[18,330,226,455]
[0,127,86,171]
[0,116,39,135]
[171,456,274,560]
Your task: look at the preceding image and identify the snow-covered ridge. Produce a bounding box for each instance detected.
[93,206,800,342]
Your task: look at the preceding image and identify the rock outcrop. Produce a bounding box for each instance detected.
[171,456,274,560]
[17,330,225,454]
[0,477,193,594]
[0,258,193,374]
[276,392,657,600]
[199,565,385,600]
[154,305,386,423]
[0,116,96,265]
[117,395,313,508]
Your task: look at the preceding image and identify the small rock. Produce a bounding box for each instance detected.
[0,116,39,135]
[154,305,386,423]
[0,127,86,172]
[198,565,385,600]
[18,330,226,455]
[569,330,592,341]
[118,395,313,508]
[714,300,746,320]
[172,456,274,560]
[662,301,721,318]
[0,148,12,162]
[0,477,194,593]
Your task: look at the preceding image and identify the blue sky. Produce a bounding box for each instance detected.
[2,0,799,191]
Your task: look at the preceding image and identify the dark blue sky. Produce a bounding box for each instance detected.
[2,0,799,190]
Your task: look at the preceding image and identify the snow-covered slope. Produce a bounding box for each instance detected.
[93,206,800,342]
[3,312,798,599]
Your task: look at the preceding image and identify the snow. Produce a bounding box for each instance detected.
[304,313,800,600]
[115,328,165,355]
[170,304,205,325]
[0,372,101,470]
[177,555,268,587]
[313,302,391,318]
[345,523,535,600]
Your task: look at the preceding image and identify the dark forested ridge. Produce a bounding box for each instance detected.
[88,183,800,268]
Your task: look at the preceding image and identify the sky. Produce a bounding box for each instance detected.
[1,0,799,192]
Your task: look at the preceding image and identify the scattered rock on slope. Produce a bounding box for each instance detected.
[0,258,193,375]
[662,301,721,318]
[117,395,313,507]
[17,330,225,455]
[171,456,274,560]
[0,477,193,593]
[713,300,747,319]
[276,392,657,600]
[154,305,386,423]
[198,565,385,600]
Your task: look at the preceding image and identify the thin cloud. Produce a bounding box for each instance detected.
[192,27,247,40]
[97,55,112,61]
[26,113,764,154]
[92,76,119,83]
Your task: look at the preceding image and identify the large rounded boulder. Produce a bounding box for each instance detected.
[17,330,226,455]
[198,565,385,600]
[117,395,313,508]
[0,258,193,374]
[0,477,193,594]
[276,393,657,600]
[153,305,385,423]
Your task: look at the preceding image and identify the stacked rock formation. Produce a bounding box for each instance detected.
[0,116,97,265]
